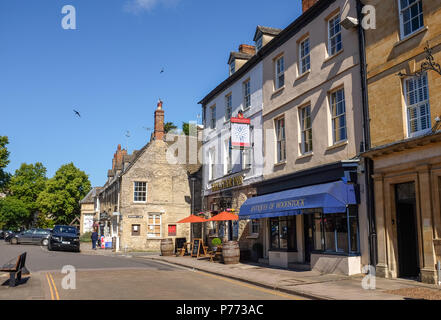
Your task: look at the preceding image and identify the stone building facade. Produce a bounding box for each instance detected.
[362,0,441,283]
[97,101,202,251]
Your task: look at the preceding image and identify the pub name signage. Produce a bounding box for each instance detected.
[250,199,306,213]
[211,176,244,192]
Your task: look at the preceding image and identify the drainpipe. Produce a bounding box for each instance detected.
[356,0,377,268]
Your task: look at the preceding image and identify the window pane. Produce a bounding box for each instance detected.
[335,214,348,253]
[350,217,359,253]
[314,213,324,251]
[279,219,288,249]
[270,218,279,249]
[324,216,336,251]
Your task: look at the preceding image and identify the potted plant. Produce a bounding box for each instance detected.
[211,237,222,252]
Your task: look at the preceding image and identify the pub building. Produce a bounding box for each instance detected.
[239,161,364,275]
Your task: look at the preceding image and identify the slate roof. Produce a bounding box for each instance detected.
[253,25,282,41]
[80,187,103,204]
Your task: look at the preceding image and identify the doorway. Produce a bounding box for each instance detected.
[304,214,314,263]
[395,182,419,279]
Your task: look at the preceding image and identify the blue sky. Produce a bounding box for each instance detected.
[0,0,301,187]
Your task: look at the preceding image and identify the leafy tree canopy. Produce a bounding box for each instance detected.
[164,122,178,134]
[37,163,91,225]
[0,136,11,191]
[0,197,29,230]
[9,162,47,213]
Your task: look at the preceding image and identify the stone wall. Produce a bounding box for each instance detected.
[119,139,191,251]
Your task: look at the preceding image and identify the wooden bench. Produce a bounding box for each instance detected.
[0,252,29,287]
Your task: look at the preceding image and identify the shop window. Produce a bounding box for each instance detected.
[168,224,177,236]
[233,220,239,240]
[218,221,225,238]
[250,219,260,234]
[269,216,297,251]
[131,224,141,236]
[313,210,359,254]
[148,214,161,238]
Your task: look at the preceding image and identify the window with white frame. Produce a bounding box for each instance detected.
[300,105,313,154]
[241,126,253,170]
[224,138,232,174]
[256,36,263,52]
[210,105,216,129]
[328,13,342,56]
[230,60,236,76]
[275,117,286,163]
[275,56,285,90]
[148,213,161,238]
[299,38,311,75]
[243,80,251,110]
[225,94,232,121]
[330,88,347,143]
[209,149,215,181]
[405,74,431,136]
[399,0,424,38]
[133,182,147,202]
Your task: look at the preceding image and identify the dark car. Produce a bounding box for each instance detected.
[10,228,51,246]
[48,225,80,252]
[4,230,17,242]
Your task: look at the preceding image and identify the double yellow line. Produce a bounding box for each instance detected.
[45,273,60,300]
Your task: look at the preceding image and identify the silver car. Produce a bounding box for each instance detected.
[10,228,51,246]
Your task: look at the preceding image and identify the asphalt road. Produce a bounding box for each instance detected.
[0,241,306,300]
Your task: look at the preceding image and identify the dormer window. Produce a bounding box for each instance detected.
[256,36,263,52]
[230,60,236,75]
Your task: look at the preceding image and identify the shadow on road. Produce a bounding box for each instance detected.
[1,276,30,287]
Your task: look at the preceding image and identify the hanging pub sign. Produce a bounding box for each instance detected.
[231,116,251,148]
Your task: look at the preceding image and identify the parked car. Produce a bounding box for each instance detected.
[10,228,51,246]
[0,230,4,239]
[4,230,17,242]
[48,225,80,252]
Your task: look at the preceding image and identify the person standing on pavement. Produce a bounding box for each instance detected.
[91,229,98,250]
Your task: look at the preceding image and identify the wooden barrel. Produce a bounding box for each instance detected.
[222,241,240,264]
[160,238,174,256]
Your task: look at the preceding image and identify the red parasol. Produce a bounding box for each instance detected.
[207,211,239,221]
[177,215,208,224]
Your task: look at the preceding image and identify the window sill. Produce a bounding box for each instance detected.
[272,86,285,96]
[394,26,428,48]
[297,152,313,160]
[323,49,344,64]
[311,251,360,257]
[274,160,287,167]
[246,233,259,239]
[133,202,147,205]
[326,140,348,151]
[269,249,298,253]
[295,70,310,82]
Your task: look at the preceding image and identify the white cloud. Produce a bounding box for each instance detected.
[124,0,181,14]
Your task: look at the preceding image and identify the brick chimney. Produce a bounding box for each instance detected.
[112,144,127,170]
[154,99,165,141]
[239,44,256,55]
[302,0,318,13]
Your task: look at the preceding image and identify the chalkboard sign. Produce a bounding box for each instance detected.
[191,239,201,257]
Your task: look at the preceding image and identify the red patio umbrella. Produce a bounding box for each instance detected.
[176,215,208,224]
[207,211,239,221]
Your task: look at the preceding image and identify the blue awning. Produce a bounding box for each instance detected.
[239,181,357,220]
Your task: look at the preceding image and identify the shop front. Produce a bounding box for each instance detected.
[363,132,441,284]
[239,163,363,275]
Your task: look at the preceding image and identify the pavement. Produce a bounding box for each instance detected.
[133,254,441,300]
[0,242,306,300]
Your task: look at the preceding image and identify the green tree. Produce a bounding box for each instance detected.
[9,163,47,224]
[0,136,11,191]
[37,163,91,225]
[164,122,178,133]
[0,197,29,230]
[182,122,189,136]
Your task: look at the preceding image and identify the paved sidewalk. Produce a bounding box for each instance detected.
[139,255,441,300]
[79,244,159,257]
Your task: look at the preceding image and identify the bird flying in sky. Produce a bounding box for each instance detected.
[73,109,81,118]
[160,68,164,74]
